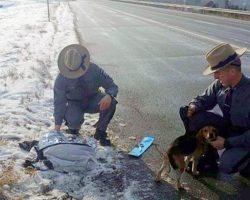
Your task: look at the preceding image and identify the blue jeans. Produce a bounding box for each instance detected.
[64,92,117,131]
[219,147,250,174]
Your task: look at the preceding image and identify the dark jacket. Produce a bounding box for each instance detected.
[190,75,250,149]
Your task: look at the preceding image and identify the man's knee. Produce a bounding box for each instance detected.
[101,98,116,114]
[101,99,117,120]
[219,148,250,174]
[219,158,235,174]
[65,117,83,129]
[110,99,117,111]
[65,105,83,128]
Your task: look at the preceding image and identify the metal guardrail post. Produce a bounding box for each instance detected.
[47,0,50,22]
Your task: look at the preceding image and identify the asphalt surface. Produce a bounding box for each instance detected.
[70,0,250,199]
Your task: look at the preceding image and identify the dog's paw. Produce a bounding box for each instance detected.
[154,177,161,182]
[192,171,200,176]
[176,184,184,191]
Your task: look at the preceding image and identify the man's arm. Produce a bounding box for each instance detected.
[95,66,118,111]
[210,131,250,150]
[97,66,118,98]
[224,131,250,149]
[54,75,67,131]
[188,80,222,115]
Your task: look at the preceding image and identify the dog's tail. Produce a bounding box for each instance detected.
[160,151,171,174]
[152,143,163,157]
[153,143,172,173]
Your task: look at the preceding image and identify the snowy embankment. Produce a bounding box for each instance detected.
[0,1,135,199]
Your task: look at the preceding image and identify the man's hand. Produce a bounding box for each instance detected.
[187,104,196,118]
[98,94,112,111]
[209,136,225,150]
[55,125,61,132]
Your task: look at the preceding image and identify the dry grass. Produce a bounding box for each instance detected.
[0,161,31,200]
[0,165,20,188]
[20,94,32,105]
[0,163,21,199]
[24,166,37,177]
[0,140,8,146]
[7,68,19,81]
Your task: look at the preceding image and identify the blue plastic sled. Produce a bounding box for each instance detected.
[128,135,155,157]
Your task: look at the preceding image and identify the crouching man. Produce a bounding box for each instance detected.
[54,44,118,146]
[183,43,250,177]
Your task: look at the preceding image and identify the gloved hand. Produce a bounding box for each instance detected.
[187,104,196,118]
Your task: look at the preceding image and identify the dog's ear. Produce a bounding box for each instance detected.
[196,128,205,141]
[213,127,219,134]
[184,130,196,137]
[205,125,219,136]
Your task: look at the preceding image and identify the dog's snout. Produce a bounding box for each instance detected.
[208,132,216,140]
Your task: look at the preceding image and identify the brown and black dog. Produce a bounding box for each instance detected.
[155,125,218,190]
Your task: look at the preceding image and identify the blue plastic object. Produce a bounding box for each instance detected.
[128,135,155,157]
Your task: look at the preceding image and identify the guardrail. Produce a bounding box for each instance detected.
[111,0,250,20]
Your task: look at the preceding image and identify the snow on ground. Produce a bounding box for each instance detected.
[3,1,249,200]
[0,1,137,199]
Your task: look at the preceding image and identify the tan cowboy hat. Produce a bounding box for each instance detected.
[58,44,90,79]
[203,43,247,76]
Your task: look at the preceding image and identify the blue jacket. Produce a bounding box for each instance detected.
[54,63,118,125]
[190,75,250,149]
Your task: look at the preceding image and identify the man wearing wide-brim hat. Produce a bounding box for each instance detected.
[54,44,118,146]
[180,43,250,178]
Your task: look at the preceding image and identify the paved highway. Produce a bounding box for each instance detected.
[70,0,250,198]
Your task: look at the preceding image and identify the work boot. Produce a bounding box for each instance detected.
[66,129,79,135]
[240,163,250,179]
[94,129,111,146]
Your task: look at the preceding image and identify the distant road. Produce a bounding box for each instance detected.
[71,0,250,144]
[70,0,250,152]
[70,0,250,198]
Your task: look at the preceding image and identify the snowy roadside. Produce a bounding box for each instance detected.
[3,1,248,200]
[0,1,186,199]
[0,1,141,199]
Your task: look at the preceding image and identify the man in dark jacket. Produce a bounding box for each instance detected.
[185,43,250,177]
[54,44,118,146]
